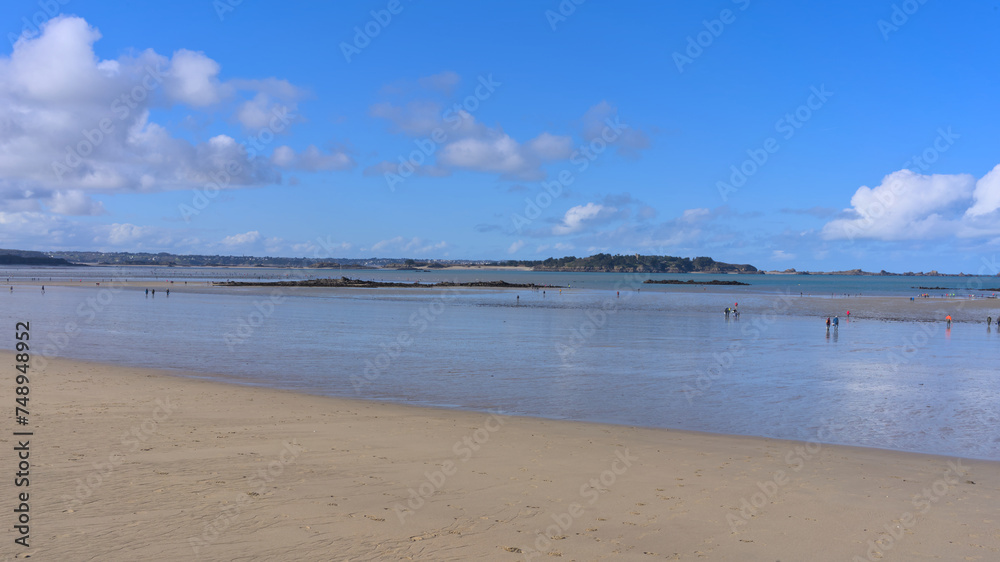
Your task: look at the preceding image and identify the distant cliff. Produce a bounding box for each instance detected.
[0,249,78,266]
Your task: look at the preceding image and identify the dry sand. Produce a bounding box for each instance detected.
[1,352,997,561]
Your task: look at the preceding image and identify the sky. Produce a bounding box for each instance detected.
[1,0,999,272]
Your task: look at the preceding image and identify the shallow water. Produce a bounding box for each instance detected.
[5,264,1000,297]
[5,281,999,461]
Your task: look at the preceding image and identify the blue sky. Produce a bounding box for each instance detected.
[2,0,999,272]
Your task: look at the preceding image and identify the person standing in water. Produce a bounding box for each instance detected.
[833,315,839,327]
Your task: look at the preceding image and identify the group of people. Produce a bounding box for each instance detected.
[724,304,740,319]
[987,316,1000,328]
[826,316,840,328]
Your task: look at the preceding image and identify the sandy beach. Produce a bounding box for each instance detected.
[1,351,995,561]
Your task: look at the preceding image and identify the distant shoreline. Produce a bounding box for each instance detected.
[29,263,1000,276]
[3,259,998,277]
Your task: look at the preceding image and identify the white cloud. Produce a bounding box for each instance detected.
[507,240,526,254]
[418,71,460,95]
[235,92,279,129]
[439,132,529,176]
[7,16,106,103]
[771,250,796,261]
[264,236,284,254]
[370,236,448,255]
[535,242,575,254]
[965,164,1000,217]
[271,145,355,172]
[46,190,107,215]
[164,49,227,107]
[221,230,262,247]
[107,223,152,245]
[553,203,616,235]
[437,128,573,180]
[0,15,312,214]
[681,208,710,222]
[370,83,577,180]
[821,169,976,240]
[370,100,444,136]
[525,132,573,161]
[362,161,450,177]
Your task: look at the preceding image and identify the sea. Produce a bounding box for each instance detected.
[3,265,999,461]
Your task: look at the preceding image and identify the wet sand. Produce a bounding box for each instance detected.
[4,351,997,561]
